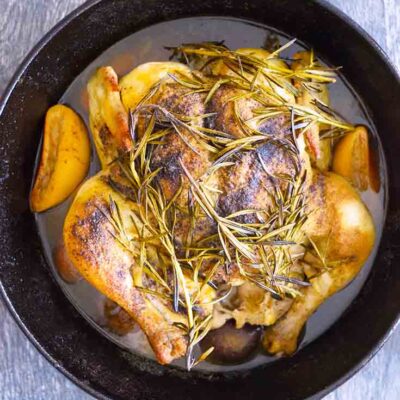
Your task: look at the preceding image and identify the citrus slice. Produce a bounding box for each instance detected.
[332,126,369,191]
[30,104,90,212]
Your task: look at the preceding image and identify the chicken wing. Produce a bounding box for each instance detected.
[87,67,131,167]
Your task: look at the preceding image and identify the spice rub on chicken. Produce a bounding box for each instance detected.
[61,42,376,368]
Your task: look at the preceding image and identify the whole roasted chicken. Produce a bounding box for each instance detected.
[57,43,375,367]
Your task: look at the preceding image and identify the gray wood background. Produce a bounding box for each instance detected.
[0,0,399,399]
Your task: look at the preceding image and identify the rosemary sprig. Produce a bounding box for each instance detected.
[168,41,338,98]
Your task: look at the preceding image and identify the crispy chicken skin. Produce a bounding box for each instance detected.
[63,56,376,365]
[64,162,217,364]
[207,85,292,139]
[149,83,210,206]
[63,166,188,364]
[217,140,300,220]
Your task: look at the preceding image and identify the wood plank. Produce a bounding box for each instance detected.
[383,0,400,70]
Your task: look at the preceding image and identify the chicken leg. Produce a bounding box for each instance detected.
[263,171,375,355]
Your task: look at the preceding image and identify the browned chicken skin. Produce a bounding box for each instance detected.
[64,166,189,363]
[63,52,375,365]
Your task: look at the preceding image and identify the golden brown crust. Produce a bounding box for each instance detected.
[207,85,291,138]
[217,141,298,221]
[63,168,188,364]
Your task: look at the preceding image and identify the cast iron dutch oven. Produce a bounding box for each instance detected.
[0,0,399,399]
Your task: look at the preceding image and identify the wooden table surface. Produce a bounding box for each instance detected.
[0,0,399,399]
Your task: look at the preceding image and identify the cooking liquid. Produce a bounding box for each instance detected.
[35,17,387,372]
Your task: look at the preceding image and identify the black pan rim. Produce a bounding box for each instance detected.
[0,0,399,399]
